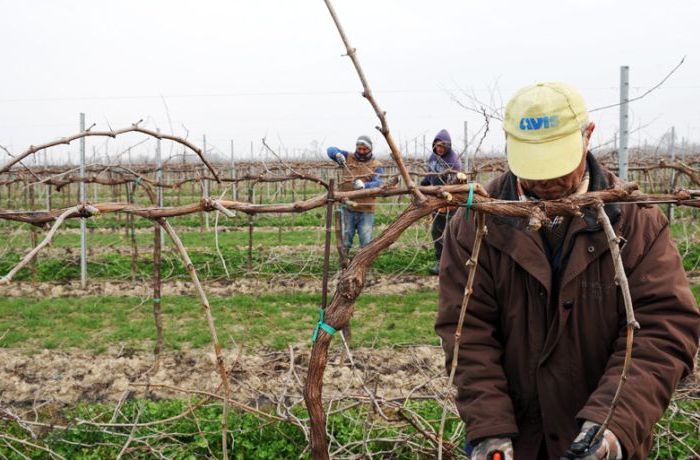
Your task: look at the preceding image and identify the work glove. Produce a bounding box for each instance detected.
[561,421,622,460]
[470,437,513,460]
[335,153,346,165]
[352,179,365,190]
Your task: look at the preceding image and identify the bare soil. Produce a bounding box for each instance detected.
[4,345,694,407]
[0,345,448,405]
[0,275,439,298]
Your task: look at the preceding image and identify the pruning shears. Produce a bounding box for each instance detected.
[487,451,505,460]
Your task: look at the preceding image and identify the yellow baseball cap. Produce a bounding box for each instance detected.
[504,82,589,180]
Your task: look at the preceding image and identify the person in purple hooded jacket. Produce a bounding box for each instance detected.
[420,129,463,275]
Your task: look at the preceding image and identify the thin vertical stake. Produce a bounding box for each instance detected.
[203,134,210,230]
[79,113,87,289]
[463,120,469,172]
[618,65,630,181]
[668,126,676,221]
[156,131,164,246]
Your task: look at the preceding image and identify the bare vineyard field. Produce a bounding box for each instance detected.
[0,154,699,458]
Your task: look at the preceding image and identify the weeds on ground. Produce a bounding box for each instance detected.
[0,291,441,351]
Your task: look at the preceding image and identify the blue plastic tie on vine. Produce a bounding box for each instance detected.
[465,183,475,221]
[311,308,336,343]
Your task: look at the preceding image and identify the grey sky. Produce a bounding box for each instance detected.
[1,0,698,163]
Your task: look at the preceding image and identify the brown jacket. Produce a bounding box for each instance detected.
[435,155,699,459]
[339,154,382,213]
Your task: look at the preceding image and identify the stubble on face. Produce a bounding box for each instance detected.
[520,153,587,200]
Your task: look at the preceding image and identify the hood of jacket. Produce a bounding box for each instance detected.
[428,129,461,172]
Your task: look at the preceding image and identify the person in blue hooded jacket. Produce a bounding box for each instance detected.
[420,129,463,275]
[327,135,385,250]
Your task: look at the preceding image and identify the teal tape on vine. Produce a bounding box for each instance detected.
[311,308,337,343]
[465,183,475,221]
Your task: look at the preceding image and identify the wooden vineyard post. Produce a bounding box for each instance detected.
[126,182,138,282]
[199,169,206,234]
[177,170,183,206]
[111,176,120,227]
[331,183,352,342]
[334,208,347,269]
[320,180,334,315]
[203,135,210,231]
[46,177,52,211]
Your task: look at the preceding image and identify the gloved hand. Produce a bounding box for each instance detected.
[335,153,346,165]
[327,146,347,164]
[470,437,513,460]
[352,179,365,190]
[561,421,622,460]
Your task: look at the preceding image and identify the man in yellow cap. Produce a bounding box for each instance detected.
[436,82,699,459]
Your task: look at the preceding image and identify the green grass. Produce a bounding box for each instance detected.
[0,397,696,459]
[0,224,431,250]
[654,399,700,459]
[0,291,440,351]
[0,399,463,459]
[0,244,436,282]
[691,284,700,303]
[670,211,700,272]
[678,241,700,272]
[0,204,436,283]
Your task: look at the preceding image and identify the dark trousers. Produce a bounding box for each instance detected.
[431,211,452,262]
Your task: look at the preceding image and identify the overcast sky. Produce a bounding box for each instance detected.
[0,0,698,164]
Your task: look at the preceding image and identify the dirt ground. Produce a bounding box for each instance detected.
[3,345,697,408]
[0,345,448,406]
[0,274,439,298]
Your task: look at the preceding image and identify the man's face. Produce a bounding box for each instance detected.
[356,145,370,155]
[434,143,447,156]
[519,122,595,200]
[519,159,586,200]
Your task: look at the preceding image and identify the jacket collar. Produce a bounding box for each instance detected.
[484,153,622,295]
[353,151,374,162]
